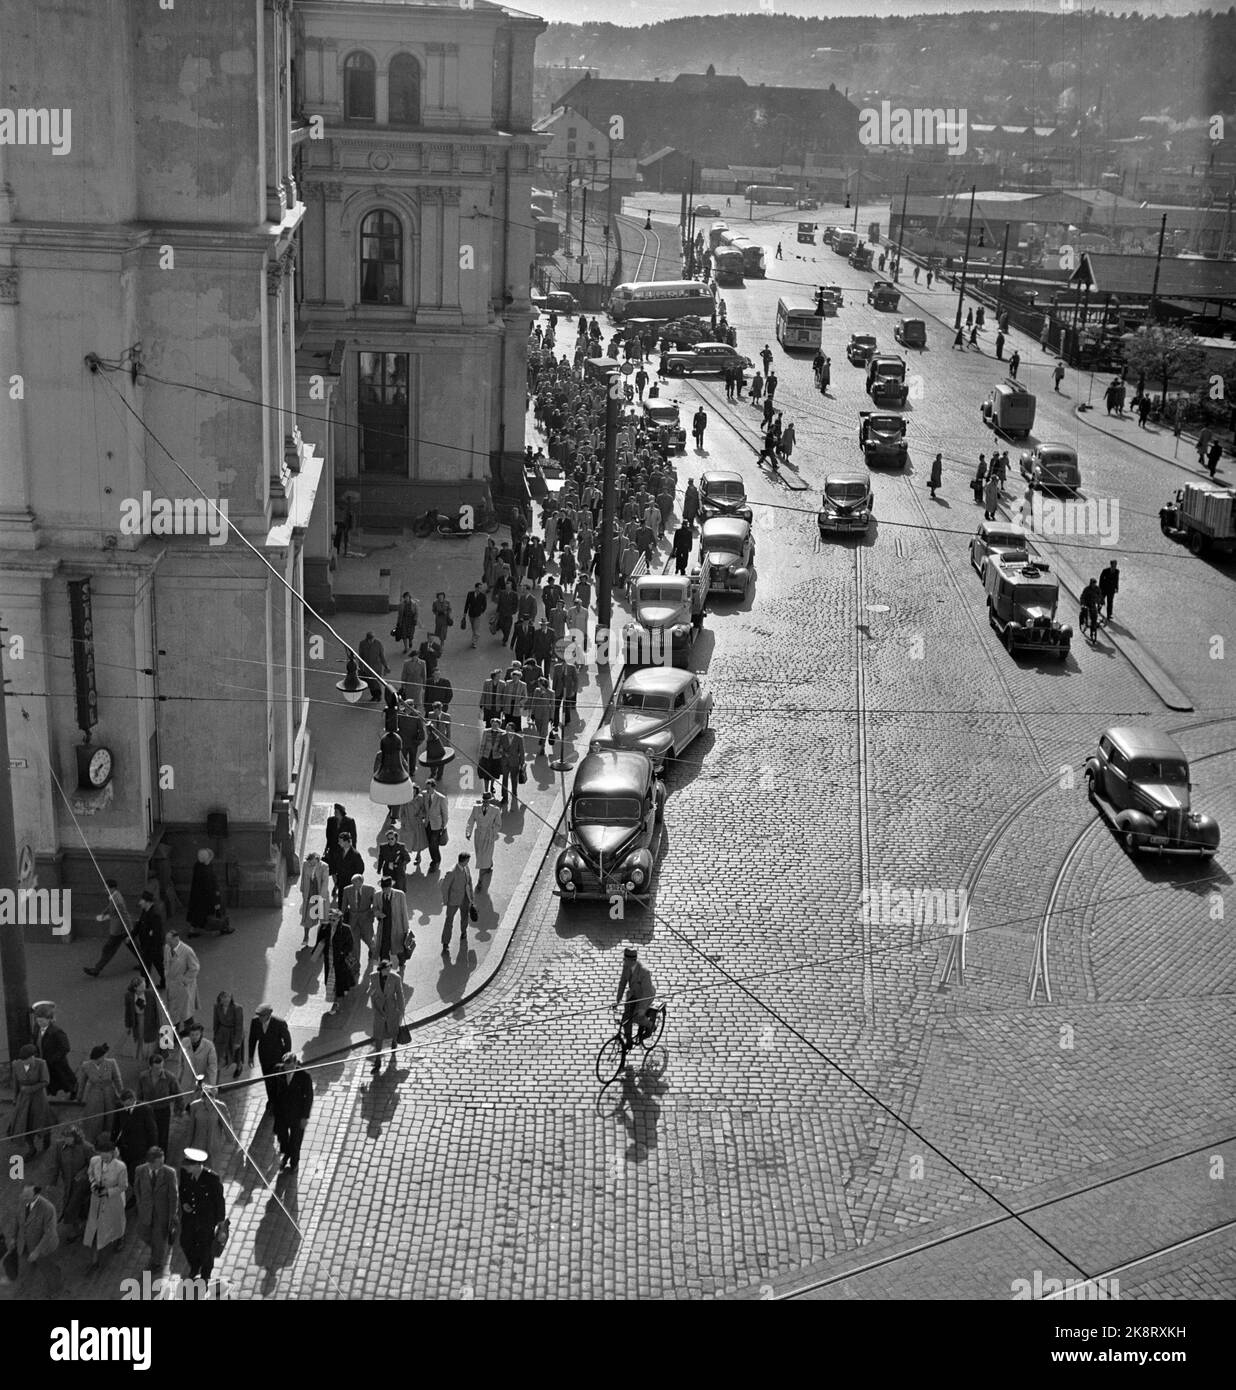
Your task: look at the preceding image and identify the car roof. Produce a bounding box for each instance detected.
[701,516,751,540]
[701,469,744,485]
[981,520,1027,536]
[825,471,871,485]
[621,667,695,696]
[871,353,904,364]
[1102,726,1186,760]
[900,318,925,326]
[1035,442,1078,457]
[994,382,1032,397]
[635,572,687,588]
[689,341,731,350]
[994,558,1055,582]
[573,749,652,795]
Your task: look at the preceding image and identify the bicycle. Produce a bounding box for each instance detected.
[594,1000,667,1084]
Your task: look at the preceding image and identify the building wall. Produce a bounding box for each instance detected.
[0,0,312,918]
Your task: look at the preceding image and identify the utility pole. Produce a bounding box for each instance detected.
[954,184,977,331]
[852,160,861,233]
[996,222,1011,309]
[564,163,573,248]
[0,635,31,1063]
[1148,212,1168,323]
[894,173,910,278]
[579,183,588,273]
[596,377,620,637]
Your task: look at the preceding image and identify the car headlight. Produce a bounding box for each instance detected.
[1152,809,1166,823]
[557,866,573,885]
[629,867,646,886]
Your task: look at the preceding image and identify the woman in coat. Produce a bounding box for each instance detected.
[83,1134,128,1269]
[184,1087,231,1168]
[477,717,504,796]
[558,545,577,589]
[76,1043,122,1143]
[481,540,498,591]
[55,1125,95,1230]
[324,803,358,862]
[401,785,429,871]
[325,911,359,1013]
[186,848,230,936]
[376,828,412,893]
[123,974,161,1063]
[393,591,419,652]
[500,720,527,805]
[928,453,943,498]
[299,851,330,946]
[6,1044,55,1157]
[213,991,245,1078]
[524,536,546,586]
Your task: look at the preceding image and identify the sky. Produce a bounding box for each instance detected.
[527,1,1213,26]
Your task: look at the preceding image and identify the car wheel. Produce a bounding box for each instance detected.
[1123,829,1140,856]
[1086,772,1099,804]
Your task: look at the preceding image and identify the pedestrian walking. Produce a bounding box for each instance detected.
[357,631,390,701]
[466,792,502,886]
[113,1089,157,1188]
[376,828,411,894]
[762,396,775,429]
[187,848,230,937]
[460,582,488,648]
[137,1053,178,1156]
[1196,426,1214,468]
[928,452,943,499]
[325,910,358,1012]
[682,479,700,526]
[76,1043,122,1143]
[1008,350,1020,379]
[273,1054,313,1172]
[424,663,453,713]
[983,474,1000,520]
[995,331,1005,360]
[926,269,933,288]
[431,591,452,643]
[327,830,364,907]
[178,1148,226,1284]
[373,877,412,972]
[212,991,244,1079]
[913,265,920,283]
[83,1134,128,1271]
[123,974,160,1065]
[31,1001,75,1099]
[184,1088,229,1170]
[129,890,167,988]
[82,880,138,978]
[780,420,796,465]
[1054,362,1066,394]
[1098,559,1120,623]
[333,496,354,558]
[423,702,452,782]
[133,1148,178,1274]
[423,778,449,870]
[530,677,555,754]
[5,1044,55,1158]
[179,1017,218,1089]
[499,720,526,805]
[440,852,475,953]
[765,371,778,404]
[750,371,764,405]
[691,406,707,450]
[971,454,988,504]
[298,851,329,947]
[367,959,405,1074]
[672,521,693,575]
[12,1183,62,1298]
[969,325,979,350]
[760,344,773,375]
[1207,440,1223,476]
[775,242,782,259]
[164,931,201,1027]
[952,326,964,350]
[965,308,973,329]
[54,1126,95,1235]
[393,591,419,652]
[398,647,427,708]
[247,1004,292,1110]
[342,873,377,959]
[724,367,735,401]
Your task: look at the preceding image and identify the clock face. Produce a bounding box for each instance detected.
[88,748,113,787]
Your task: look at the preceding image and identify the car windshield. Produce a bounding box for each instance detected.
[647,406,676,421]
[618,692,671,713]
[705,533,744,553]
[826,481,869,502]
[1128,758,1189,784]
[871,418,901,432]
[573,796,642,824]
[639,585,686,603]
[989,532,1025,548]
[706,481,745,501]
[854,337,875,348]
[1014,585,1057,609]
[1040,451,1076,468]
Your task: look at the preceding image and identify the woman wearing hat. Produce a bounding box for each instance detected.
[325,909,359,1013]
[76,1043,122,1144]
[83,1133,128,1270]
[6,1043,55,1159]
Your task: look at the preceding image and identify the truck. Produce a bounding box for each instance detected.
[849,244,874,271]
[622,570,708,669]
[866,353,909,407]
[981,380,1036,438]
[1159,483,1236,557]
[859,411,908,467]
[983,557,1072,658]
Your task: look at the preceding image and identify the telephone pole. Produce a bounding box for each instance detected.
[596,377,620,639]
[0,634,31,1064]
[954,185,978,331]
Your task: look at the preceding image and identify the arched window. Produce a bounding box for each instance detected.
[344,52,376,121]
[360,210,402,304]
[389,54,422,127]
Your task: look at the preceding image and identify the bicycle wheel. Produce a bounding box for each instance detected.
[595,1035,626,1085]
[640,1005,667,1050]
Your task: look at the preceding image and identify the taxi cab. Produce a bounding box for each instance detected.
[1085,727,1219,859]
[554,750,666,905]
[592,669,712,774]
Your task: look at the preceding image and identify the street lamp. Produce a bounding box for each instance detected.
[644,211,652,231]
[336,653,365,705]
[369,690,414,806]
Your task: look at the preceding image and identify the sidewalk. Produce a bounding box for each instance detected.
[1073,401,1232,483]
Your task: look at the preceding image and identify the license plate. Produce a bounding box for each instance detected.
[1147,835,1168,846]
[604,880,621,896]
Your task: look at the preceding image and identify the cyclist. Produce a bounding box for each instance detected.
[1079,576,1102,641]
[615,947,655,1049]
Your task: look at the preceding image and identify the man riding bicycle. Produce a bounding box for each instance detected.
[615,947,655,1048]
[1079,576,1102,639]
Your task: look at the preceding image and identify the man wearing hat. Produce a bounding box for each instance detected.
[374,875,412,971]
[465,792,502,886]
[366,959,406,1077]
[440,852,475,952]
[133,1146,179,1274]
[272,1054,314,1171]
[342,872,377,958]
[247,1005,292,1109]
[31,1002,76,1098]
[178,1148,226,1283]
[14,1181,61,1296]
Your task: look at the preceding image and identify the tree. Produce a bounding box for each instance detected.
[1121,325,1207,402]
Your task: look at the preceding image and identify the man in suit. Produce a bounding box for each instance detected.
[398,649,427,710]
[423,779,449,872]
[83,880,139,978]
[246,1004,293,1110]
[440,852,475,953]
[341,873,377,957]
[131,890,167,988]
[14,1183,61,1296]
[272,1054,314,1172]
[373,877,412,970]
[329,832,365,906]
[178,1148,226,1283]
[31,1001,76,1098]
[510,617,536,662]
[133,1146,179,1274]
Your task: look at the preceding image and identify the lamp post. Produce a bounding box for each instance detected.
[369,690,414,808]
[893,173,909,280]
[335,652,366,705]
[954,185,978,331]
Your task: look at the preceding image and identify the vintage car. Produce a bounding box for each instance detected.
[593,669,713,774]
[866,353,909,407]
[849,244,874,271]
[796,197,819,211]
[866,280,900,310]
[894,318,927,349]
[982,381,1036,439]
[699,516,755,596]
[622,572,707,669]
[662,341,751,377]
[694,204,719,218]
[818,472,874,536]
[1019,442,1081,494]
[554,750,667,904]
[969,520,1030,579]
[1085,727,1219,859]
[822,283,844,307]
[846,334,878,366]
[699,469,753,523]
[983,556,1071,657]
[641,398,686,451]
[859,411,908,467]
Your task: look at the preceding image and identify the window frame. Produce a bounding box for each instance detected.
[388,52,422,128]
[359,209,403,306]
[343,50,377,123]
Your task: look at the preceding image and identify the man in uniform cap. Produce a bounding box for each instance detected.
[246,1005,292,1109]
[178,1147,226,1284]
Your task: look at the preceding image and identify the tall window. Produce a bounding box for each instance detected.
[389,54,422,127]
[357,352,409,475]
[344,51,376,121]
[360,210,402,304]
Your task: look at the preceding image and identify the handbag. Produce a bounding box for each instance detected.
[469,905,479,923]
[460,616,467,630]
[440,827,449,846]
[391,627,399,638]
[212,1218,231,1257]
[396,1023,412,1046]
[519,765,528,784]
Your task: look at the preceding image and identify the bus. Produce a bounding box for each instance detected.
[708,222,730,250]
[609,280,716,323]
[719,231,766,278]
[832,229,858,257]
[745,185,796,205]
[712,246,745,286]
[776,298,824,351]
